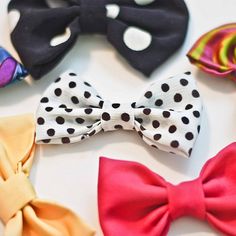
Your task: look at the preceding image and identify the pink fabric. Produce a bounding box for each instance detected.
[98,143,236,236]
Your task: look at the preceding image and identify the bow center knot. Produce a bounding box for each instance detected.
[79,0,107,34]
[101,101,135,131]
[0,173,36,223]
[167,179,206,221]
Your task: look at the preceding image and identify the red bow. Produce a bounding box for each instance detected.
[98,143,236,236]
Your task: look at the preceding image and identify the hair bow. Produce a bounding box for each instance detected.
[36,71,202,158]
[8,0,189,79]
[187,23,236,80]
[98,143,236,236]
[0,114,95,236]
[0,47,28,87]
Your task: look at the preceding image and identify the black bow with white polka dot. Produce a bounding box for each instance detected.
[36,71,202,158]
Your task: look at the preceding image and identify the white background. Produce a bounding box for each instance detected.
[1,0,236,235]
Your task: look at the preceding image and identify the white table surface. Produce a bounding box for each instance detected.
[1,0,236,235]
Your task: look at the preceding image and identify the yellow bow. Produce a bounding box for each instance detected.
[0,114,95,236]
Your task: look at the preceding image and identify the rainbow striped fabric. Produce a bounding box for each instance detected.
[187,23,236,80]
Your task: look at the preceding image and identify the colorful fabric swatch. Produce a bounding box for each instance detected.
[187,23,236,80]
[0,47,28,88]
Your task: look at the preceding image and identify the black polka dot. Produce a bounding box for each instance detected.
[174,93,182,102]
[169,125,177,133]
[144,91,152,99]
[47,129,55,137]
[69,81,76,88]
[155,99,163,106]
[99,101,104,108]
[56,116,65,125]
[161,83,169,92]
[143,108,151,115]
[55,77,61,83]
[54,88,62,96]
[185,132,194,140]
[45,107,53,112]
[138,106,145,108]
[163,111,170,118]
[154,134,162,141]
[114,125,123,129]
[171,140,179,148]
[85,108,93,114]
[40,97,49,103]
[181,117,189,124]
[59,104,67,108]
[152,120,160,128]
[62,137,70,144]
[76,118,85,124]
[42,139,51,144]
[84,81,91,87]
[180,79,188,86]
[37,117,45,125]
[89,130,96,136]
[192,90,200,98]
[185,104,193,110]
[69,72,77,76]
[140,125,146,131]
[152,145,158,149]
[131,102,136,108]
[71,96,79,104]
[67,128,75,134]
[188,148,193,156]
[197,125,201,133]
[136,118,143,123]
[102,112,110,121]
[84,91,91,98]
[97,95,102,99]
[138,131,143,138]
[87,125,93,129]
[65,108,73,113]
[193,111,200,118]
[185,71,191,75]
[112,103,120,109]
[121,113,130,122]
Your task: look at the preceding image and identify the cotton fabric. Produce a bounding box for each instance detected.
[36,71,202,158]
[0,114,95,236]
[8,0,189,78]
[98,143,236,236]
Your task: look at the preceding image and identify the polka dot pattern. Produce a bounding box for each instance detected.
[36,71,203,158]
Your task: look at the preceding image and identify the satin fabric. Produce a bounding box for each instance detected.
[0,47,28,87]
[0,114,95,236]
[98,143,236,236]
[187,23,236,80]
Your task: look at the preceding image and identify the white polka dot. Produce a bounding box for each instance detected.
[106,4,120,19]
[50,28,71,47]
[134,0,155,5]
[123,27,152,51]
[8,10,20,33]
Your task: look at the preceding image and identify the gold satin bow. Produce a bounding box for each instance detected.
[0,114,95,236]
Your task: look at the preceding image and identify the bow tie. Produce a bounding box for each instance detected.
[0,47,28,87]
[98,143,236,236]
[187,23,236,80]
[36,71,202,158]
[8,0,189,79]
[0,114,94,236]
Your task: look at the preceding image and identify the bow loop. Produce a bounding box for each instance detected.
[0,173,36,224]
[101,101,135,131]
[167,179,205,221]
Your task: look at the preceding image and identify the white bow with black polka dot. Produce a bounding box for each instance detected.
[36,71,203,158]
